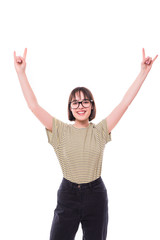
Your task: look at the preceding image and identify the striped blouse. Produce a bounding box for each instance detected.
[45,117,112,184]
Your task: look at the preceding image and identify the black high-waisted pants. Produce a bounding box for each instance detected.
[49,176,109,240]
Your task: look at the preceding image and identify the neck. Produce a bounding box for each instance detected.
[73,119,89,128]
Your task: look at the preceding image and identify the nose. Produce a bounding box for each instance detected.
[77,102,84,109]
[78,103,83,108]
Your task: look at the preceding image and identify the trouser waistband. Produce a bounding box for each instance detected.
[62,176,103,189]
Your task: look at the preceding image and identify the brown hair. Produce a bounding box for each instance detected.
[68,87,96,121]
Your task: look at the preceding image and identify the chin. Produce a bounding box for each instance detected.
[77,117,89,121]
[73,112,90,121]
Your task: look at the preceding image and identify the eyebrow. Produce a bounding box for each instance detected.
[72,98,88,101]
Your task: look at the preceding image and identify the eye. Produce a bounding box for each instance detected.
[72,102,78,105]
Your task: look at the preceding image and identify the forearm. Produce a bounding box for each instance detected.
[17,72,38,109]
[121,70,149,108]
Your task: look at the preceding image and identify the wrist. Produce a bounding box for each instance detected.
[17,71,26,77]
[140,68,149,76]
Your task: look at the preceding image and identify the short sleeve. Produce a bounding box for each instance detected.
[45,117,67,150]
[96,118,112,144]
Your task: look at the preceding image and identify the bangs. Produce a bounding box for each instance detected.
[71,88,90,101]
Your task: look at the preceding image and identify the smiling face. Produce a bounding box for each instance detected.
[70,91,93,125]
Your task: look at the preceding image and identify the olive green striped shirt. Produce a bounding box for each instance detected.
[45,117,112,184]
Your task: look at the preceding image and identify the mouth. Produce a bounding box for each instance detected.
[76,111,86,116]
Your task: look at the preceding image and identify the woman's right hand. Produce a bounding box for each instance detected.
[14,48,27,74]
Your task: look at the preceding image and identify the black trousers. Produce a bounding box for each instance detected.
[50,176,109,240]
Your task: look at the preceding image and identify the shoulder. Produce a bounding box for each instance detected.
[93,119,106,129]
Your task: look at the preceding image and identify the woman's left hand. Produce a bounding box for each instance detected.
[141,48,158,73]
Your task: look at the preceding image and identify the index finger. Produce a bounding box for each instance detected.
[23,48,27,59]
[14,50,16,60]
[142,48,145,60]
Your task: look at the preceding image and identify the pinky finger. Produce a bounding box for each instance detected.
[152,54,158,63]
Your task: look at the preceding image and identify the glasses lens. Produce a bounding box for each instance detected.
[71,101,79,109]
[82,100,90,107]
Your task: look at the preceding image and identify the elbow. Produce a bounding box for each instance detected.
[28,102,39,112]
[120,100,129,110]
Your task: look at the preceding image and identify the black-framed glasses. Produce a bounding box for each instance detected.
[70,99,94,109]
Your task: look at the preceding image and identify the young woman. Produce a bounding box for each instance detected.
[14,48,158,240]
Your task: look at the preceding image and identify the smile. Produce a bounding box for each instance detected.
[77,111,86,115]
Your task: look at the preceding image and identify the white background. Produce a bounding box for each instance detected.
[0,0,160,239]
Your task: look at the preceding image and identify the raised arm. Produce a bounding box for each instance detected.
[106,48,158,134]
[14,48,53,132]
